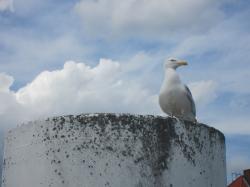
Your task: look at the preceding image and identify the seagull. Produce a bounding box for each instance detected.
[159,58,196,122]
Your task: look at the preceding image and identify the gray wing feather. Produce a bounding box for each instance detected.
[184,85,196,116]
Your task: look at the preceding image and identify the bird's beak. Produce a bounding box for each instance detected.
[177,60,188,66]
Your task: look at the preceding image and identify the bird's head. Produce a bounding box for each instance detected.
[164,58,188,69]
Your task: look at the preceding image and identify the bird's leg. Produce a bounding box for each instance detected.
[170,113,178,121]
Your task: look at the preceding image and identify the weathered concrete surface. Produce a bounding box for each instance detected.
[2,113,226,187]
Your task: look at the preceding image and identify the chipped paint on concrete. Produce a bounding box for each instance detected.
[2,113,226,187]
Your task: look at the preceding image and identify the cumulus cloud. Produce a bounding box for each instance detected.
[171,9,250,58]
[74,0,224,39]
[0,59,160,129]
[216,117,250,135]
[0,0,13,12]
[0,31,90,84]
[0,58,231,131]
[0,73,24,129]
[170,9,250,96]
[0,57,249,136]
[188,80,218,107]
[0,73,13,92]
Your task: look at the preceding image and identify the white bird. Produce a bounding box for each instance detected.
[159,58,196,122]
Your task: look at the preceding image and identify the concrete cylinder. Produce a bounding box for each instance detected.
[2,113,226,187]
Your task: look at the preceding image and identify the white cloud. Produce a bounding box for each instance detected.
[216,117,250,135]
[6,0,54,16]
[0,73,13,92]
[188,80,218,107]
[0,31,90,83]
[0,55,249,137]
[171,11,250,59]
[0,58,160,129]
[0,0,13,12]
[74,0,224,39]
[0,73,15,115]
[170,9,250,97]
[0,73,25,128]
[0,57,225,133]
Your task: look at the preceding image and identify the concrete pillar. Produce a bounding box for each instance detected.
[2,113,226,187]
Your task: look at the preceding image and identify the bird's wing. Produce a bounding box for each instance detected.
[184,85,196,116]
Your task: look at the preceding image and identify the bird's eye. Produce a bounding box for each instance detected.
[170,59,176,62]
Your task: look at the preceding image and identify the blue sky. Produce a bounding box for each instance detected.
[0,0,250,184]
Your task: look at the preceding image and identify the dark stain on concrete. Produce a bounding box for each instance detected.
[3,113,225,187]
